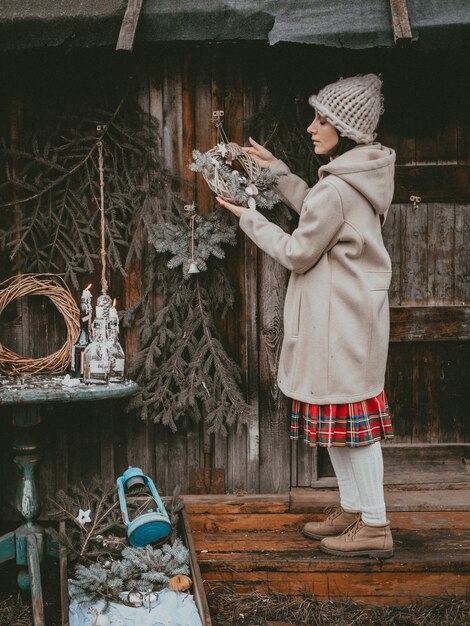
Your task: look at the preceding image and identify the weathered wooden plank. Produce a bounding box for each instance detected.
[145,66,174,495]
[193,527,470,568]
[295,442,318,488]
[223,47,249,492]
[254,70,291,494]
[182,493,289,515]
[389,305,470,341]
[202,573,470,604]
[154,423,171,495]
[387,341,470,444]
[437,120,460,165]
[66,405,101,488]
[194,47,215,214]
[202,47,228,490]
[258,248,291,493]
[188,510,470,532]
[59,520,70,626]
[411,343,433,443]
[162,52,184,178]
[400,202,428,304]
[305,438,470,485]
[181,508,213,626]
[382,203,401,306]
[182,53,196,196]
[54,410,69,493]
[238,49,260,494]
[455,203,470,305]
[290,486,470,512]
[99,413,115,487]
[116,0,144,52]
[427,204,454,305]
[394,165,470,202]
[389,0,412,45]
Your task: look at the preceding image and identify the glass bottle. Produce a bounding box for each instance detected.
[71,287,92,378]
[82,318,109,384]
[107,318,125,383]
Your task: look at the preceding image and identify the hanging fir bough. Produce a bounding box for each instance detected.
[0,98,165,288]
[124,203,252,434]
[0,95,253,434]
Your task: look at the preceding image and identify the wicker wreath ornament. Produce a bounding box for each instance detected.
[0,274,80,375]
[190,111,279,211]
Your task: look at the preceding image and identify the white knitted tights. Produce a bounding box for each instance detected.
[327,442,387,525]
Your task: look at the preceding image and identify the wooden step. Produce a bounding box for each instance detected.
[189,510,470,531]
[290,488,470,513]
[193,527,470,604]
[185,492,470,605]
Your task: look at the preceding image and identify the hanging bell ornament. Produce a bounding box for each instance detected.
[188,260,200,274]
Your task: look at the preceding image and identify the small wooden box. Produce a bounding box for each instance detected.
[59,506,212,626]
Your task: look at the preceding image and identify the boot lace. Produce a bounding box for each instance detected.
[323,505,343,521]
[344,518,364,538]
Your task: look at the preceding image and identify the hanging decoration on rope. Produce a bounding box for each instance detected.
[185,203,200,275]
[149,201,237,278]
[190,110,280,211]
[81,133,126,385]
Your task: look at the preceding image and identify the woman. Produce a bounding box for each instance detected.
[217,74,395,559]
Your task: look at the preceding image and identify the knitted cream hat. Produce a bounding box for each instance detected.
[308,74,384,144]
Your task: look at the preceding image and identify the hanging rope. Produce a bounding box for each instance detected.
[212,110,229,145]
[97,141,108,296]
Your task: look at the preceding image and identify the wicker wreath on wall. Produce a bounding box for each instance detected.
[0,274,80,375]
[190,111,280,211]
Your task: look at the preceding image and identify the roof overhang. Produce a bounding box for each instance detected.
[0,0,469,51]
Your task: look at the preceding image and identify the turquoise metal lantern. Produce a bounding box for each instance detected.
[116,467,171,548]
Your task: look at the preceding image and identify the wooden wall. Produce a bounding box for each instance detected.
[0,43,469,516]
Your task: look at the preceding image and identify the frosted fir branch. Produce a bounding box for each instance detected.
[149,208,237,276]
[69,539,190,605]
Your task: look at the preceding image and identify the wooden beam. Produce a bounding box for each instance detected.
[394,164,470,203]
[389,0,412,46]
[116,0,144,52]
[390,305,470,342]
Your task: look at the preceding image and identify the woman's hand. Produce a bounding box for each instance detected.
[242,137,279,169]
[216,196,249,219]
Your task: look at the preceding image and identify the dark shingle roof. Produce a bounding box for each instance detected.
[0,0,469,51]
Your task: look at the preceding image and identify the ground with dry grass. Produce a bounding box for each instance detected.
[207,587,470,626]
[1,571,468,626]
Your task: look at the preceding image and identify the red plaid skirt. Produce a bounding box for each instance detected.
[291,390,394,448]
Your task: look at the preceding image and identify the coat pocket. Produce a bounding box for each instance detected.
[293,292,302,337]
[365,271,392,292]
[367,273,391,376]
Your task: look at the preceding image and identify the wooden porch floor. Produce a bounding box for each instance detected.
[183,488,470,605]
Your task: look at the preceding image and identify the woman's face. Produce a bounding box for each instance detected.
[307,113,339,155]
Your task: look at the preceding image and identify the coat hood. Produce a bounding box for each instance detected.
[319,143,395,215]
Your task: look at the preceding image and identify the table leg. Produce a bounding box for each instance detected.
[0,406,46,624]
[27,534,45,626]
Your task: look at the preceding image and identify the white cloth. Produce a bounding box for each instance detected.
[328,442,387,525]
[69,588,203,626]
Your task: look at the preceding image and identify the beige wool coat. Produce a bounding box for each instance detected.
[239,143,396,404]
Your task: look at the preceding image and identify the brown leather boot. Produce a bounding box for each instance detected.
[320,518,394,558]
[302,505,360,540]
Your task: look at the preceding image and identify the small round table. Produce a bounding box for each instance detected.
[0,374,138,626]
